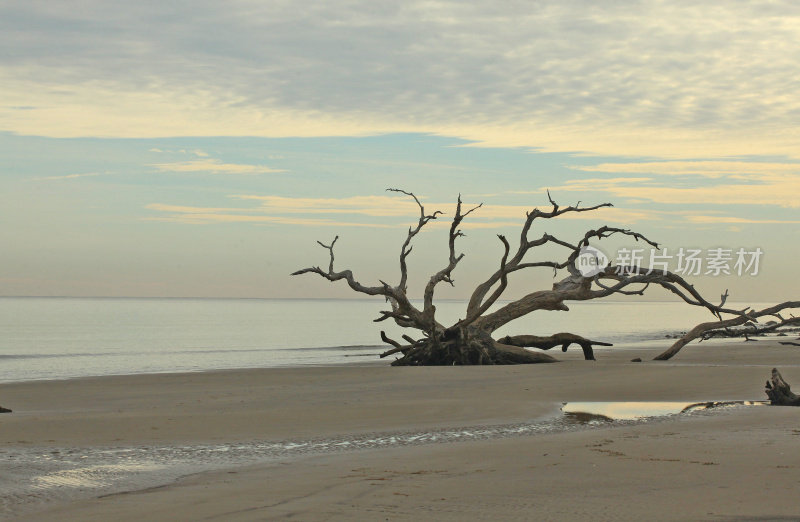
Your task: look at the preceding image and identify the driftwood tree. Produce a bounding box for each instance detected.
[293,189,794,365]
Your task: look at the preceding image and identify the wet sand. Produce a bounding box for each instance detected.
[4,341,800,520]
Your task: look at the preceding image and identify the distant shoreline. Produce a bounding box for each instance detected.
[0,295,729,303]
[0,335,787,385]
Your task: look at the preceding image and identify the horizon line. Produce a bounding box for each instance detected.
[0,295,766,304]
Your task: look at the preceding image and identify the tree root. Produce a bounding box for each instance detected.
[384,333,558,365]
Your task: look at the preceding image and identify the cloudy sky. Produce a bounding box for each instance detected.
[2,1,798,301]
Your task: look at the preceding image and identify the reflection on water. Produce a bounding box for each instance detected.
[680,400,768,412]
[562,411,615,423]
[33,463,164,489]
[562,400,768,422]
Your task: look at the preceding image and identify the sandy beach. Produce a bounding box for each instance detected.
[4,341,800,521]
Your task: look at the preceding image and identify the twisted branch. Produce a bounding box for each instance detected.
[387,188,443,294]
[291,236,387,297]
[422,195,482,320]
[654,301,800,360]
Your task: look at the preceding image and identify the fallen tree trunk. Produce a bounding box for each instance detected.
[765,368,800,406]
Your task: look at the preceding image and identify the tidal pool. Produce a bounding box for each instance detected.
[562,400,767,423]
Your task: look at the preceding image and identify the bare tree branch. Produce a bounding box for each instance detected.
[476,264,747,333]
[292,236,387,297]
[591,267,745,318]
[422,195,480,315]
[655,301,800,360]
[465,206,652,321]
[498,332,613,361]
[387,188,443,294]
[457,234,510,327]
[594,278,650,296]
[380,330,403,350]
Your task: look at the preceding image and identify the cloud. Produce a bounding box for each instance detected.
[512,177,654,193]
[570,161,800,181]
[146,212,397,227]
[149,148,209,156]
[147,193,660,227]
[3,1,800,157]
[548,161,800,208]
[146,202,401,226]
[229,195,423,217]
[684,215,800,225]
[572,161,800,178]
[231,194,653,223]
[150,158,285,175]
[38,172,101,181]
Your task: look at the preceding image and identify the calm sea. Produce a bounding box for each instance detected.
[0,297,761,383]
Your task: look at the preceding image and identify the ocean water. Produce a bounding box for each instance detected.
[0,297,763,383]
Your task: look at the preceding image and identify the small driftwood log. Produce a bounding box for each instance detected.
[765,368,800,406]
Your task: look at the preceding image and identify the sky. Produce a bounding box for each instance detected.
[1,1,799,302]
